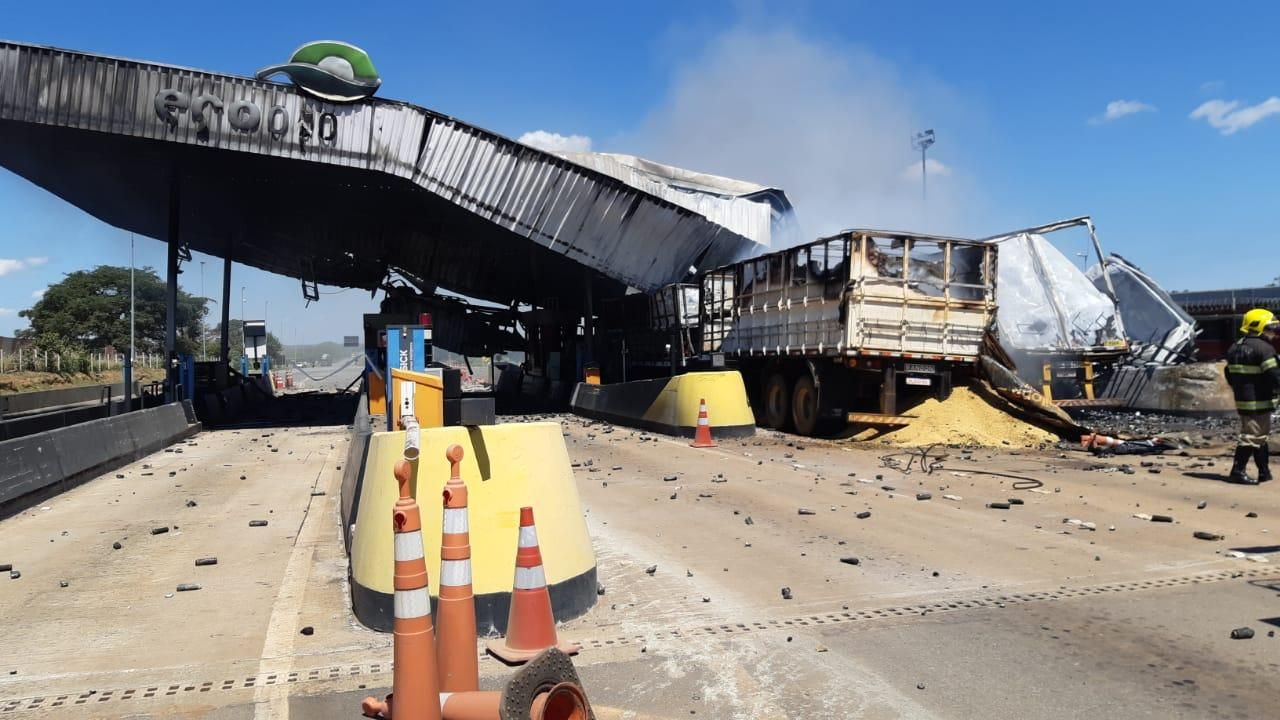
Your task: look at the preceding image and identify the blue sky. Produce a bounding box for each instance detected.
[2,1,1280,342]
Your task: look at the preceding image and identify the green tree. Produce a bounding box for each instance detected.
[206,319,284,364]
[19,265,207,355]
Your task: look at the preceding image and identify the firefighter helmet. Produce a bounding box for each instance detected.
[1241,308,1279,335]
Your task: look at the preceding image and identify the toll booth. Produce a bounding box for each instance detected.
[243,320,268,376]
[363,313,434,423]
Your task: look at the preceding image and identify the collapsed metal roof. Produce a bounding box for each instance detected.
[0,40,783,309]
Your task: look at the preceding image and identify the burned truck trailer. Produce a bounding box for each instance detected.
[685,230,998,435]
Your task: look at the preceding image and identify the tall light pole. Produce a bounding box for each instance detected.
[199,260,207,361]
[911,128,936,209]
[129,233,135,394]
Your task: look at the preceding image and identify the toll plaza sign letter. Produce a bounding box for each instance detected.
[153,88,338,149]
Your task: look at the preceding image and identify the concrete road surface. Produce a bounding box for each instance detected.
[1,413,1278,719]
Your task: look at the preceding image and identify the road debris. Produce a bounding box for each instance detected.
[780,587,793,600]
[176,583,201,592]
[195,557,218,566]
[798,508,816,515]
[1231,627,1255,640]
[249,520,268,527]
[1193,531,1223,541]
[150,526,169,535]
[856,511,872,519]
[839,557,861,566]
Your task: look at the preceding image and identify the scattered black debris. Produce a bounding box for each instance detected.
[1246,512,1259,518]
[300,626,315,636]
[249,520,269,527]
[597,583,606,596]
[663,475,677,482]
[1007,498,1024,506]
[645,565,657,575]
[917,683,926,690]
[744,516,754,525]
[1193,531,1223,541]
[798,508,816,516]
[1231,627,1255,640]
[8,570,19,580]
[310,491,327,497]
[0,564,10,572]
[59,580,68,588]
[195,557,218,566]
[781,587,793,600]
[112,541,123,550]
[916,493,932,501]
[840,557,860,566]
[988,502,1011,510]
[176,583,201,592]
[856,511,872,519]
[1197,501,1208,510]
[185,500,198,508]
[1151,515,1174,523]
[150,526,169,535]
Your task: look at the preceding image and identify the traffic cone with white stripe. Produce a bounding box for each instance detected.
[1081,433,1123,452]
[486,507,580,664]
[362,459,443,720]
[690,397,716,448]
[436,443,479,693]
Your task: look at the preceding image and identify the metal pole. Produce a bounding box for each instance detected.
[130,233,136,404]
[920,146,928,207]
[200,260,207,361]
[221,258,231,364]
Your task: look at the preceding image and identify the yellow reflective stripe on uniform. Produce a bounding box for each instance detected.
[1235,399,1276,411]
[1227,364,1264,374]
[1262,356,1279,370]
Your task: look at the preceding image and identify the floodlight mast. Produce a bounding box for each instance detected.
[911,129,936,207]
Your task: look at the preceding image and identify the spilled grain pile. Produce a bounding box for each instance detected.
[870,387,1059,448]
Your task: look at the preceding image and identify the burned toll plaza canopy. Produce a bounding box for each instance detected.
[0,39,789,349]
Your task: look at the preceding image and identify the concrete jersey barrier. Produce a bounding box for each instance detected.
[570,371,756,438]
[0,401,200,520]
[0,382,135,417]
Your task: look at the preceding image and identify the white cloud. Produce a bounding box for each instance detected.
[900,158,951,181]
[517,130,593,154]
[31,287,46,300]
[0,308,14,317]
[1191,97,1280,135]
[0,257,49,276]
[1090,99,1156,124]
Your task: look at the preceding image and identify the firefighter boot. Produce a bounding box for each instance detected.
[1229,446,1256,485]
[1254,446,1273,483]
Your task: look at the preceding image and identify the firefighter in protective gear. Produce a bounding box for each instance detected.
[1224,309,1280,484]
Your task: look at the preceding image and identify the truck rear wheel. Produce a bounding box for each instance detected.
[792,375,819,436]
[764,373,791,430]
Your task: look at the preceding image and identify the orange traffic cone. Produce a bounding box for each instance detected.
[690,398,715,448]
[436,444,479,693]
[362,459,443,720]
[486,507,580,663]
[1081,433,1123,451]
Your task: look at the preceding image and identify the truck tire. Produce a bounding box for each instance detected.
[764,373,792,430]
[792,374,819,436]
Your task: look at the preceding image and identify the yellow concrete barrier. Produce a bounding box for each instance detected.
[570,370,755,438]
[349,422,596,633]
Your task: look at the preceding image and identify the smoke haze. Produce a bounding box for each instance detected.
[622,26,982,246]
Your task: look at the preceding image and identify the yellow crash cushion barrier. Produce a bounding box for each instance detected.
[570,370,755,438]
[348,421,597,633]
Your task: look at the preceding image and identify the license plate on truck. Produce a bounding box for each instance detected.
[904,363,936,374]
[905,377,932,386]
